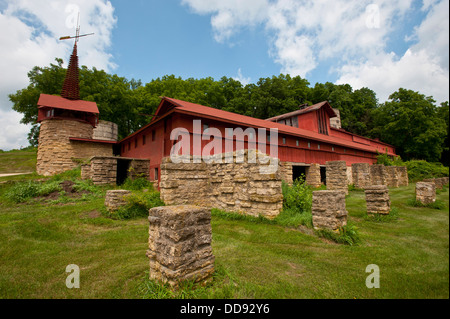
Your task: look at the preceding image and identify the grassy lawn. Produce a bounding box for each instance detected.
[0,148,37,175]
[0,173,448,299]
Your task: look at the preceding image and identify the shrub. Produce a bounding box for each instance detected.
[282,175,312,213]
[316,224,360,246]
[4,181,40,203]
[120,176,154,191]
[109,191,165,220]
[405,160,449,182]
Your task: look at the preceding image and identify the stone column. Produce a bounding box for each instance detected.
[147,205,215,288]
[352,163,371,189]
[365,185,390,215]
[305,163,322,188]
[396,166,409,186]
[416,182,436,204]
[326,161,348,195]
[370,164,386,186]
[385,166,399,188]
[312,190,348,231]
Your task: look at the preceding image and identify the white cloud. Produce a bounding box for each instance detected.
[0,0,117,150]
[182,0,449,104]
[0,109,31,151]
[233,68,251,86]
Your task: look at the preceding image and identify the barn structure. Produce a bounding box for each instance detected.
[35,41,396,186]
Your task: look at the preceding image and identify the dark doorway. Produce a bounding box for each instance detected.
[117,159,131,185]
[292,166,307,182]
[320,166,327,185]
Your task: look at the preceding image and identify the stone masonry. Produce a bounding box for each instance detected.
[306,163,322,188]
[352,163,371,189]
[396,166,409,187]
[365,185,390,215]
[147,205,215,288]
[416,182,436,205]
[104,190,132,211]
[312,190,348,231]
[37,119,113,176]
[159,150,283,219]
[326,161,348,195]
[369,164,387,186]
[385,166,399,188]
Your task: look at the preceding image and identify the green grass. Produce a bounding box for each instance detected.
[0,175,448,298]
[0,148,37,175]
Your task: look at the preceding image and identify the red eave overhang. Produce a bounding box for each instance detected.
[119,97,396,156]
[38,94,99,114]
[69,137,117,144]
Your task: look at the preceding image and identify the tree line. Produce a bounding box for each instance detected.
[9,58,449,165]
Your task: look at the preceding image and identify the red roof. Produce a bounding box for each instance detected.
[38,94,99,114]
[266,101,337,122]
[121,97,395,155]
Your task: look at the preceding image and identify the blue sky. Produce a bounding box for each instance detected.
[0,0,448,150]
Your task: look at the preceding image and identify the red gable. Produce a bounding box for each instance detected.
[37,94,99,114]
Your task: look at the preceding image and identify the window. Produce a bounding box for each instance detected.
[152,130,156,141]
[308,142,311,148]
[154,168,159,180]
[143,135,146,145]
[296,140,299,147]
[318,144,321,150]
[332,146,335,152]
[317,108,329,135]
[128,142,131,151]
[282,137,286,144]
[203,123,209,133]
[135,139,138,148]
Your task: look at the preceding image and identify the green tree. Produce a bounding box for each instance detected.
[371,88,447,162]
[437,101,449,166]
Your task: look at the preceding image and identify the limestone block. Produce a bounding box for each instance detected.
[326,161,348,195]
[306,163,322,188]
[352,163,371,189]
[396,166,409,186]
[416,182,436,204]
[147,205,215,288]
[104,190,131,211]
[312,190,348,231]
[365,185,390,214]
[370,164,386,186]
[385,166,399,188]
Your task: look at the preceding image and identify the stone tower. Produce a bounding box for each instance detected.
[36,43,116,176]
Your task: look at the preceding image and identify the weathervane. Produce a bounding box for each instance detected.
[59,13,94,42]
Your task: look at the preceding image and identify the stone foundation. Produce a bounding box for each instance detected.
[311,190,348,231]
[352,163,371,189]
[365,185,390,214]
[147,205,215,288]
[369,164,387,186]
[104,190,132,211]
[326,161,348,195]
[160,150,283,219]
[306,163,322,188]
[416,182,436,204]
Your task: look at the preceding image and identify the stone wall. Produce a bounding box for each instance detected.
[104,190,131,211]
[423,177,449,189]
[365,185,390,214]
[352,163,371,189]
[385,166,399,188]
[396,166,409,187]
[92,120,118,141]
[147,205,215,288]
[82,156,150,185]
[306,164,322,188]
[279,162,293,185]
[416,182,436,204]
[369,164,387,186]
[37,119,113,176]
[160,150,283,219]
[311,190,348,231]
[326,161,348,195]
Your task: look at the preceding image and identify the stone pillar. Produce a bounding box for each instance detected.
[385,166,399,188]
[370,164,386,186]
[81,164,92,180]
[147,205,215,288]
[416,182,436,204]
[365,185,390,215]
[396,166,409,186]
[305,163,322,188]
[326,161,348,195]
[104,190,131,211]
[280,162,293,185]
[312,190,348,231]
[352,163,371,189]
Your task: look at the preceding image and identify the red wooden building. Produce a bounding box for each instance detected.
[119,97,396,183]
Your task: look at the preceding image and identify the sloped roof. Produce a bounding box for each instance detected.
[60,43,80,100]
[38,93,99,114]
[266,101,337,122]
[122,97,392,155]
